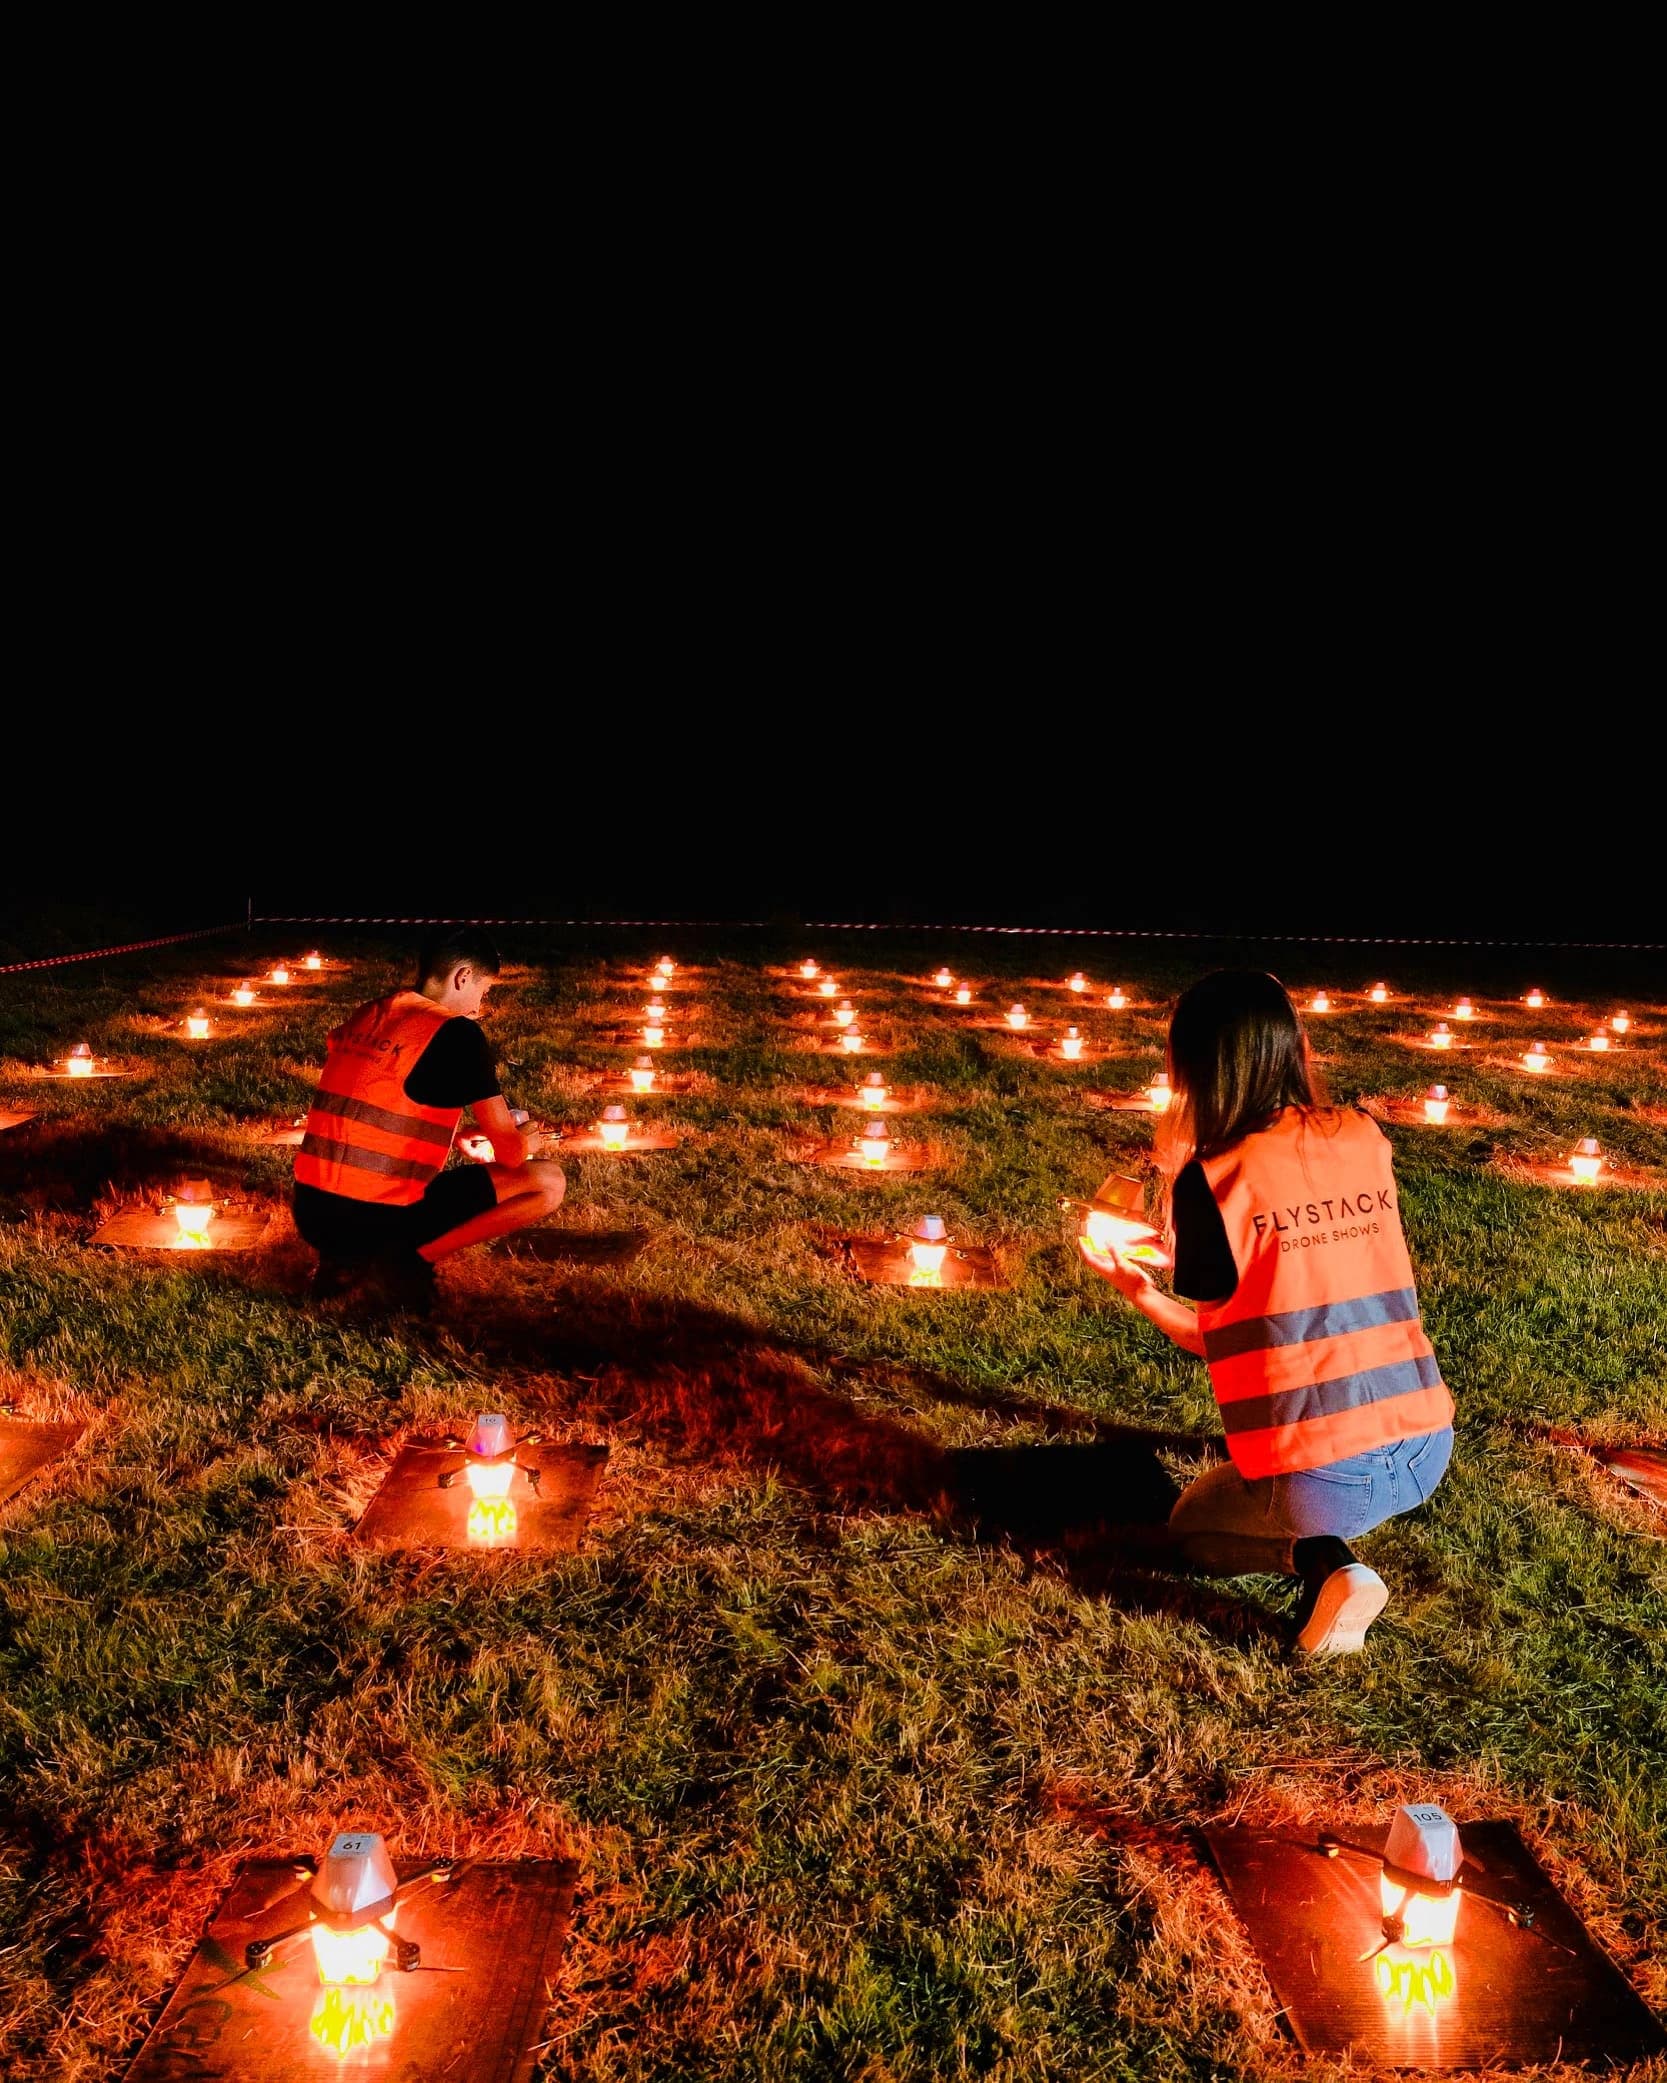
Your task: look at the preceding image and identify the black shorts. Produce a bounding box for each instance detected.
[294,1166,498,1264]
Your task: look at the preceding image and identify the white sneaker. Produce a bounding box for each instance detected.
[1296,1562,1389,1656]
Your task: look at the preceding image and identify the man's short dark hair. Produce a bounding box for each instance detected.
[417,928,503,987]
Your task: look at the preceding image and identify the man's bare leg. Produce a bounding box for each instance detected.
[419,1160,566,1263]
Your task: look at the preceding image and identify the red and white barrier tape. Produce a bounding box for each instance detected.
[252,915,1663,952]
[0,922,245,977]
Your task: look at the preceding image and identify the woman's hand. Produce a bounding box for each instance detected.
[1078,1235,1156,1299]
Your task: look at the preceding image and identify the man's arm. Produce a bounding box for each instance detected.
[469,1093,528,1169]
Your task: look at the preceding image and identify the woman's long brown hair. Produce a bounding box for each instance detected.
[1159,971,1328,1218]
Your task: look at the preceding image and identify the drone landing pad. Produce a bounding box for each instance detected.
[1202,1819,1664,2066]
[125,1856,577,2083]
[354,1438,608,1550]
[0,1416,84,1512]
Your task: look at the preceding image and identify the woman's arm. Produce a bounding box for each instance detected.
[1078,1238,1206,1357]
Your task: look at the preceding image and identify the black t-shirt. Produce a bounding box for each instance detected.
[1171,1159,1238,1303]
[403,1015,501,1109]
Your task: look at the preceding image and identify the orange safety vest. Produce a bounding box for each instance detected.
[1196,1108,1453,1479]
[295,992,462,1206]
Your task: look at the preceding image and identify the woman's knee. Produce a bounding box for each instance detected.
[531,1161,566,1213]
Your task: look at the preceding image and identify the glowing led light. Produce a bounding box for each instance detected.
[231,984,256,1006]
[312,1919,391,1986]
[1006,1005,1029,1030]
[171,1180,216,1246]
[628,1055,657,1093]
[1309,991,1331,1014]
[839,1030,866,1054]
[906,1215,950,1283]
[1610,1011,1630,1034]
[597,1104,631,1150]
[1423,1085,1450,1125]
[459,1133,493,1162]
[1369,983,1389,1003]
[857,1117,893,1168]
[832,1001,856,1028]
[1060,1028,1084,1060]
[645,999,668,1020]
[1380,1874,1460,1950]
[1523,1043,1550,1073]
[310,1986,396,2056]
[304,951,324,971]
[1524,988,1545,1008]
[185,1009,211,1040]
[1586,1031,1609,1053]
[1453,998,1475,1021]
[818,978,838,998]
[954,986,972,1005]
[934,968,953,989]
[1106,989,1127,1009]
[66,1044,95,1077]
[1429,1024,1453,1050]
[654,958,675,978]
[1068,972,1086,993]
[800,960,820,980]
[860,1072,889,1107]
[1568,1137,1603,1183]
[642,1025,664,1048]
[1145,1073,1173,1112]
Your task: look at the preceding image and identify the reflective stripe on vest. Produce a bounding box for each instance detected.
[1197,1109,1453,1478]
[294,991,464,1207]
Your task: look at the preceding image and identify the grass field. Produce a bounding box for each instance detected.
[1,931,1664,2082]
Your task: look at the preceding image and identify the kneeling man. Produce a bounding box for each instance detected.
[294,929,564,1306]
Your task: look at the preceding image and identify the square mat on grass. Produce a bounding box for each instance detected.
[354,1438,608,1549]
[839,1238,1004,1289]
[0,1110,37,1134]
[124,1856,577,2083]
[0,1416,84,1511]
[90,1208,272,1252]
[1203,1818,1666,2066]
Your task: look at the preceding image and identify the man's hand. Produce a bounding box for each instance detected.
[470,1094,529,1170]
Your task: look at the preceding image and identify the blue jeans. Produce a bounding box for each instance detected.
[1168,1427,1453,1578]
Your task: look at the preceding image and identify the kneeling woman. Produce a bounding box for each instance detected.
[1082,971,1453,1655]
